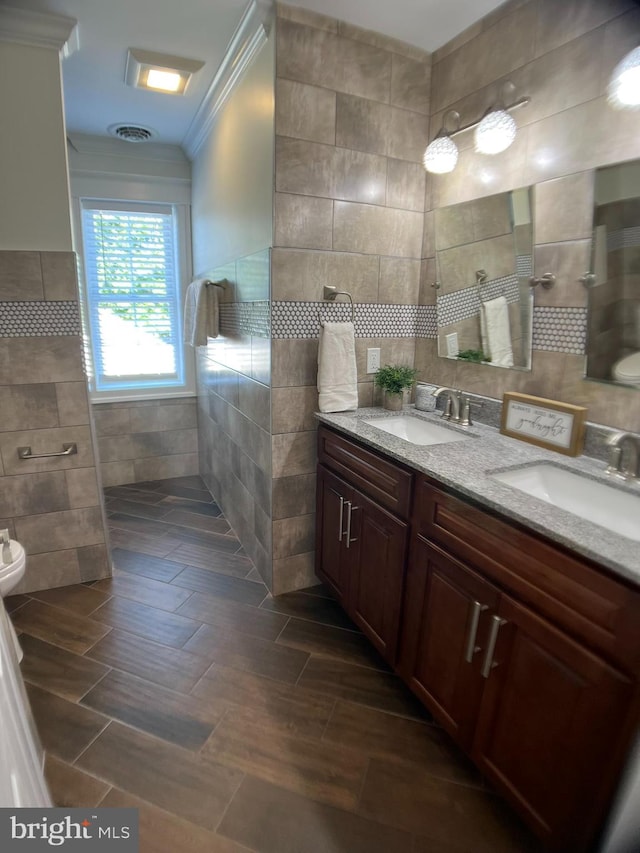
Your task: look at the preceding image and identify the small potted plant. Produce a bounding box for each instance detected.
[374,364,418,411]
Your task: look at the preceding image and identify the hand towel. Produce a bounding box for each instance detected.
[480,296,514,367]
[184,280,219,347]
[317,321,358,412]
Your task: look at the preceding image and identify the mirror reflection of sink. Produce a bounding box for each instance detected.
[362,416,471,446]
[491,463,640,542]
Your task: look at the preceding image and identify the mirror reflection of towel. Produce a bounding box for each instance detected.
[480,296,513,367]
[317,321,358,412]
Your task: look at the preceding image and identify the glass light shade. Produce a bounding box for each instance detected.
[608,46,640,109]
[423,135,459,174]
[474,109,517,155]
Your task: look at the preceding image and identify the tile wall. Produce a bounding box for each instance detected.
[416,0,640,431]
[92,398,199,487]
[272,3,431,592]
[0,250,110,593]
[197,249,272,586]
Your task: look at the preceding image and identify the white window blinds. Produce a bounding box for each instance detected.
[81,201,184,393]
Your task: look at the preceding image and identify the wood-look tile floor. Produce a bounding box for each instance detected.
[8,476,542,853]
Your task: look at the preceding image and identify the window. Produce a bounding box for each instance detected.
[80,200,187,395]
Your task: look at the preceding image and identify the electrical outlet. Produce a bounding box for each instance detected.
[446,333,459,358]
[366,347,381,373]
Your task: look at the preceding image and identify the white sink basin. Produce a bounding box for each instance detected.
[363,415,470,446]
[491,463,640,542]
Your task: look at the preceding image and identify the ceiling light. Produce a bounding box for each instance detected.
[608,46,640,109]
[474,109,517,155]
[125,48,204,95]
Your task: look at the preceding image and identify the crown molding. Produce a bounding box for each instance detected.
[0,6,78,57]
[183,0,273,159]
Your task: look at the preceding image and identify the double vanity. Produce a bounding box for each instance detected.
[315,406,640,852]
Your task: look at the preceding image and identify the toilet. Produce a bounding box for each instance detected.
[612,352,640,388]
[0,538,26,661]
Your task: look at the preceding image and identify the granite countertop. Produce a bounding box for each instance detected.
[316,406,640,587]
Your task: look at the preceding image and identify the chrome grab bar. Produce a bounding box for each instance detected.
[481,615,507,678]
[465,600,488,663]
[17,443,77,460]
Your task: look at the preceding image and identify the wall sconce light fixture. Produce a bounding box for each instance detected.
[423,111,460,174]
[423,82,529,174]
[608,46,640,109]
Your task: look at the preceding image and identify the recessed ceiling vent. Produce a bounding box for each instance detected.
[108,124,155,143]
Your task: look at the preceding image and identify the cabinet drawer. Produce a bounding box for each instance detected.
[318,425,412,518]
[414,476,640,672]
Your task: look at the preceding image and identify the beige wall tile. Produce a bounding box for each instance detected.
[274,193,333,250]
[272,431,317,478]
[0,471,68,517]
[99,460,135,487]
[92,406,131,436]
[276,3,337,33]
[334,202,423,258]
[335,94,390,157]
[388,108,430,164]
[272,386,318,433]
[14,549,81,595]
[431,20,483,65]
[272,551,317,596]
[535,172,594,244]
[238,375,271,431]
[276,137,387,205]
[55,382,90,426]
[272,513,315,560]
[77,544,112,582]
[15,507,105,554]
[0,384,58,432]
[535,0,633,56]
[337,20,429,63]
[133,453,199,482]
[0,250,43,300]
[379,258,421,304]
[65,467,101,509]
[276,79,336,144]
[386,159,426,212]
[0,337,85,385]
[419,259,438,306]
[128,403,197,433]
[272,339,319,387]
[41,252,78,301]
[97,435,134,464]
[272,248,379,303]
[390,54,431,115]
[273,473,317,520]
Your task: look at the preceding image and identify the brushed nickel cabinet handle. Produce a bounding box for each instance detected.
[17,443,77,460]
[465,600,488,663]
[481,615,507,678]
[344,502,359,548]
[330,489,344,542]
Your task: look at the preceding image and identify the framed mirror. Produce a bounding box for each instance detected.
[435,187,533,371]
[585,159,640,390]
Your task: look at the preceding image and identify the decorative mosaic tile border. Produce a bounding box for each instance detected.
[0,301,80,337]
[271,301,428,339]
[532,307,587,355]
[436,274,520,328]
[219,301,270,338]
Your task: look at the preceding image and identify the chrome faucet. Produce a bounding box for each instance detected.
[606,432,640,480]
[432,387,461,422]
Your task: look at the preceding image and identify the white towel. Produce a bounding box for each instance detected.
[317,321,358,413]
[480,296,513,367]
[184,280,219,347]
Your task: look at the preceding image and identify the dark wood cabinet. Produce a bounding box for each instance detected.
[316,463,408,665]
[316,425,640,852]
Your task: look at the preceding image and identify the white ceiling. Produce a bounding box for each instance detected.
[12,0,506,147]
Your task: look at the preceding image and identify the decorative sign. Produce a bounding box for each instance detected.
[500,392,586,456]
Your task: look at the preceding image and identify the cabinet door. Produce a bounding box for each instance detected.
[315,466,352,605]
[347,491,408,665]
[398,536,500,750]
[472,595,636,852]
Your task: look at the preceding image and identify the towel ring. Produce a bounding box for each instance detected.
[317,285,355,324]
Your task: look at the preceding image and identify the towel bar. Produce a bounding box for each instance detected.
[318,285,355,323]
